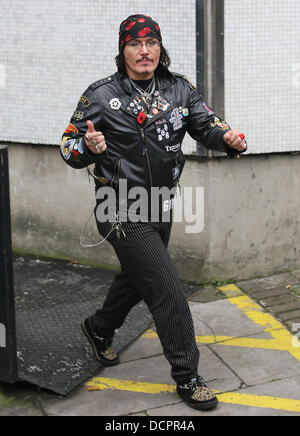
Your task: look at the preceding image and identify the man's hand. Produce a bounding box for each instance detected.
[223,129,247,152]
[84,120,107,154]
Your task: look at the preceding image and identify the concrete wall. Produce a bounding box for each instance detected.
[8,143,300,282]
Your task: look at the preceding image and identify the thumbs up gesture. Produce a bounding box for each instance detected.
[84,120,107,154]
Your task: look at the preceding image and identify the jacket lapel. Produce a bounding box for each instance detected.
[117,72,177,126]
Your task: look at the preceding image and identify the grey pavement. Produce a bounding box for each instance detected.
[1,259,300,417]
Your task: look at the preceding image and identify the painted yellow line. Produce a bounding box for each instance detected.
[270,329,300,362]
[143,329,299,354]
[142,329,159,339]
[85,377,300,413]
[218,392,300,413]
[144,288,300,365]
[86,377,176,394]
[218,284,244,298]
[227,295,284,331]
[218,287,300,362]
[143,330,234,344]
[99,286,300,414]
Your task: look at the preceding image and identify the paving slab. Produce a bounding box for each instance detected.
[121,328,163,362]
[189,300,267,338]
[238,375,300,401]
[269,302,300,314]
[290,270,300,280]
[148,376,300,416]
[210,338,300,386]
[260,294,300,307]
[147,401,299,416]
[280,309,300,321]
[0,383,44,416]
[188,286,225,303]
[99,345,240,393]
[248,288,291,299]
[237,273,299,294]
[42,344,241,416]
[3,259,300,416]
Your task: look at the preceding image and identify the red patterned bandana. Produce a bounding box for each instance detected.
[119,14,162,50]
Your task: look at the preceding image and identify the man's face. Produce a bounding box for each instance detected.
[123,37,161,80]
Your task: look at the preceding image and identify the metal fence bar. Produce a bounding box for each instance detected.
[195,0,208,157]
[0,145,18,383]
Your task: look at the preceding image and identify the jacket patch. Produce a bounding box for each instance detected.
[169,108,183,131]
[165,143,180,152]
[72,110,84,120]
[155,119,170,142]
[61,137,84,161]
[203,102,214,116]
[64,123,79,134]
[79,96,90,108]
[210,116,229,131]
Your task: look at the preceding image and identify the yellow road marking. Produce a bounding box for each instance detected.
[218,392,300,413]
[227,294,284,331]
[143,288,300,363]
[218,284,244,298]
[86,377,176,394]
[85,377,300,413]
[86,285,300,413]
[143,328,300,359]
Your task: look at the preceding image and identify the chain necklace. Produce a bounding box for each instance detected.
[129,76,156,108]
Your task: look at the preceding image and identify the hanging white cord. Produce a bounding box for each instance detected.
[79,209,115,248]
[80,166,122,248]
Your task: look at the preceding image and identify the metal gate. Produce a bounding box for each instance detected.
[0,145,18,383]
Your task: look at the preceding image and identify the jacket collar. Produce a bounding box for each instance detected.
[117,69,177,95]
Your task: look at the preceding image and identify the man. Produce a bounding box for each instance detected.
[60,14,246,411]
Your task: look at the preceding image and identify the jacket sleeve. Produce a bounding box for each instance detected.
[185,80,240,158]
[60,86,103,169]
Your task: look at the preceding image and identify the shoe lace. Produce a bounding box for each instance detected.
[181,376,207,391]
[93,332,112,347]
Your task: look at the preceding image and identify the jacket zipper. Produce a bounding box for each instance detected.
[139,104,176,188]
[111,158,121,188]
[140,127,153,187]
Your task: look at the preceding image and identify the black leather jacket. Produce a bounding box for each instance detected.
[60,70,239,218]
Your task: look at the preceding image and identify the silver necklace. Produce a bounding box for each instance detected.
[129,77,156,108]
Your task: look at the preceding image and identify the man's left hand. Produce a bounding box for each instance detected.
[223,130,247,152]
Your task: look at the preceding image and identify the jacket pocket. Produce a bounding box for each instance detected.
[94,156,121,189]
[161,150,185,184]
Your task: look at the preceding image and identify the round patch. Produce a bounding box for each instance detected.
[110,98,122,111]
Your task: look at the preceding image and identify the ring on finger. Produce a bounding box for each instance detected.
[89,138,97,147]
[95,144,101,153]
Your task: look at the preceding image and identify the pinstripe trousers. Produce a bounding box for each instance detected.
[91,220,200,385]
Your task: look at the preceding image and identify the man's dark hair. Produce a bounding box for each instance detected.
[115,44,171,77]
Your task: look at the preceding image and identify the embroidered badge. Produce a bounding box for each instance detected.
[79,96,90,108]
[155,119,170,142]
[203,102,214,115]
[210,116,229,131]
[169,108,183,131]
[64,123,79,134]
[110,98,122,110]
[165,143,180,152]
[72,110,84,120]
[172,165,181,180]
